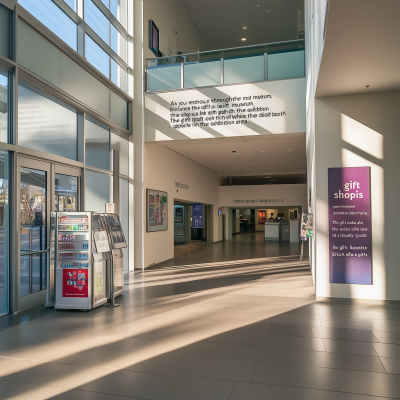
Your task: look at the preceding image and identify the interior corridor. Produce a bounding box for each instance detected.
[158,231,304,269]
[1,257,400,399]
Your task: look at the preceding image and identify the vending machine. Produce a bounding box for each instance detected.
[53,212,108,310]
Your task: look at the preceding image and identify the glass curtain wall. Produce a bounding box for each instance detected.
[18,84,78,160]
[85,118,110,170]
[0,151,9,315]
[0,72,8,143]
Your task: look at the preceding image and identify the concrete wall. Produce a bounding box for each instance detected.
[143,144,221,267]
[314,90,400,301]
[143,0,206,60]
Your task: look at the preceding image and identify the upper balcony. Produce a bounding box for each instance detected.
[145,39,305,93]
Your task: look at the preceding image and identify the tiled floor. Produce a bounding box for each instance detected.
[1,255,400,399]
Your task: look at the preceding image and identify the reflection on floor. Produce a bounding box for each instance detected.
[164,231,304,269]
[2,257,400,399]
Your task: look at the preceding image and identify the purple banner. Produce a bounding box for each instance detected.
[328,167,372,284]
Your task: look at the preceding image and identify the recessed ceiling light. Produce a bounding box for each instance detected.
[241,38,247,41]
[287,149,294,151]
[232,150,237,153]
[259,151,264,153]
[243,26,247,29]
[267,10,270,12]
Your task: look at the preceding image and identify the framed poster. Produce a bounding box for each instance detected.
[258,210,266,224]
[146,189,168,232]
[328,167,372,284]
[300,213,313,240]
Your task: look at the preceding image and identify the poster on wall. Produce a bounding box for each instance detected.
[300,213,313,240]
[192,203,203,228]
[175,207,183,223]
[328,167,372,284]
[258,210,266,224]
[63,269,88,298]
[147,189,168,232]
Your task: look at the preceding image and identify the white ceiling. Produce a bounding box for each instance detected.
[181,0,303,51]
[316,0,400,97]
[159,133,306,176]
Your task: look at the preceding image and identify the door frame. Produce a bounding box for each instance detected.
[12,155,83,313]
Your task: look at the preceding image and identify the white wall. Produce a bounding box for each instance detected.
[145,78,306,141]
[143,144,221,267]
[314,90,400,301]
[219,184,308,208]
[144,0,206,60]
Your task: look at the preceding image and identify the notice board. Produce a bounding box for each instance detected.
[328,167,372,284]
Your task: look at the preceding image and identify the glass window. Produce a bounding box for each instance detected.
[85,34,110,78]
[110,0,127,30]
[85,0,109,45]
[18,84,78,160]
[101,0,110,8]
[111,132,128,175]
[85,170,110,213]
[85,118,110,170]
[111,59,127,92]
[19,0,77,51]
[111,24,127,63]
[55,174,78,212]
[63,0,77,12]
[0,4,11,59]
[0,72,7,143]
[0,151,9,315]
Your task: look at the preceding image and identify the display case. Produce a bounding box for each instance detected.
[54,212,107,310]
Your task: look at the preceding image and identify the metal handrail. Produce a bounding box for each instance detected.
[146,39,305,62]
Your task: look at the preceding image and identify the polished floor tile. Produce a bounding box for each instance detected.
[3,238,400,399]
[230,382,390,400]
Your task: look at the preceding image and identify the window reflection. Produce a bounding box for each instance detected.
[85,34,110,78]
[0,73,7,143]
[85,0,109,45]
[18,0,77,50]
[18,84,78,160]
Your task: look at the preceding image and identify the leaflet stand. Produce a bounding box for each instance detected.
[102,213,127,308]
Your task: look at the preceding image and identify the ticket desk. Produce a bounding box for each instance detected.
[265,220,299,242]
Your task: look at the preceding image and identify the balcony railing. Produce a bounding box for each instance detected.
[146,40,305,93]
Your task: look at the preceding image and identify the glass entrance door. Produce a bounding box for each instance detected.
[16,159,82,312]
[18,159,50,310]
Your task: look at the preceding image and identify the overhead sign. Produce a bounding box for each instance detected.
[192,203,203,228]
[328,167,372,284]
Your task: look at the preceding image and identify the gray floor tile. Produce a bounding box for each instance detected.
[0,380,44,400]
[318,308,359,319]
[323,339,378,355]
[373,342,400,358]
[320,320,391,332]
[312,326,378,342]
[374,330,400,344]
[230,382,390,400]
[251,361,400,398]
[379,357,400,374]
[204,331,326,351]
[357,311,400,321]
[193,341,385,372]
[267,323,313,337]
[264,314,322,326]
[77,370,179,400]
[125,353,255,381]
[164,377,235,400]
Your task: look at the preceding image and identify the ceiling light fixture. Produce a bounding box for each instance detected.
[243,26,247,29]
[287,149,294,151]
[232,150,237,153]
[241,38,247,41]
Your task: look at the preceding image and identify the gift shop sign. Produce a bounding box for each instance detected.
[328,167,372,284]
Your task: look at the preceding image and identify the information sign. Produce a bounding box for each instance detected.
[328,167,372,284]
[192,203,203,228]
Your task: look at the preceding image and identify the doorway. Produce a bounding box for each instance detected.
[16,156,81,312]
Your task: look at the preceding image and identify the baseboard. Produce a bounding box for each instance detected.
[317,296,400,306]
